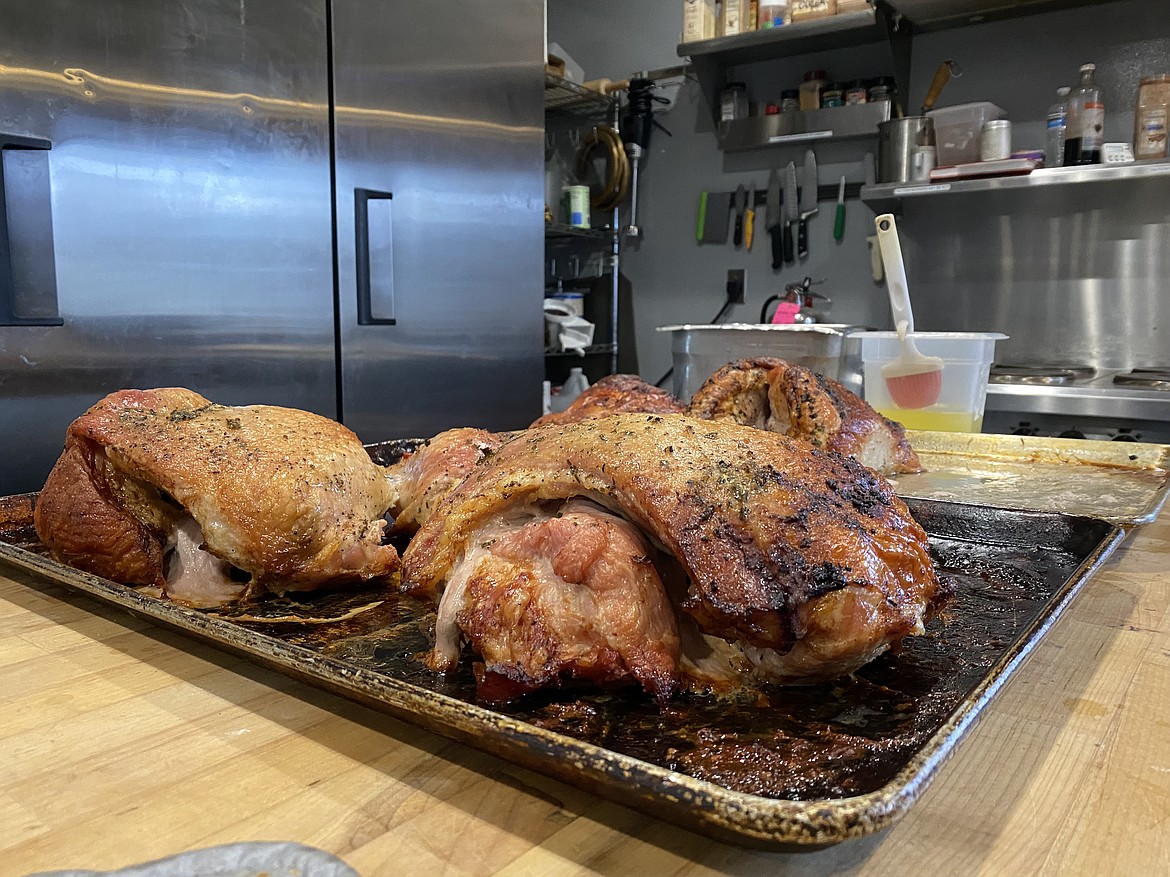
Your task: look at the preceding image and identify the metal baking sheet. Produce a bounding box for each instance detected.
[892,430,1170,525]
[0,474,1124,850]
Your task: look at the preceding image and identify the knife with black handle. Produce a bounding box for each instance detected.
[732,184,746,247]
[766,168,783,270]
[798,150,818,261]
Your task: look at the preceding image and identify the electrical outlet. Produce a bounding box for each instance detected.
[726,268,746,304]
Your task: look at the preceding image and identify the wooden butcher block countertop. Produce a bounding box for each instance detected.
[1,512,1168,877]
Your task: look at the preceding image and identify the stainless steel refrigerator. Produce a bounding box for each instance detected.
[0,0,544,494]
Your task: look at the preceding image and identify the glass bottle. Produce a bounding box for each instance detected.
[1063,64,1104,166]
[1045,86,1071,168]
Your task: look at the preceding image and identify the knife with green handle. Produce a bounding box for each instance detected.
[833,175,846,241]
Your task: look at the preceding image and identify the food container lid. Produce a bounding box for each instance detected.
[856,331,1008,339]
[722,81,747,92]
[656,322,861,336]
[803,69,828,82]
[781,88,800,99]
[765,104,780,115]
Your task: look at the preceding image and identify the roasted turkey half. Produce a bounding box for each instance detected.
[402,413,945,702]
[34,388,400,607]
[688,357,921,475]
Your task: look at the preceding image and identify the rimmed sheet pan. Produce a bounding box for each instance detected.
[0,472,1124,849]
[894,430,1170,525]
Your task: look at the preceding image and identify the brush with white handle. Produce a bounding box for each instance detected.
[874,214,943,409]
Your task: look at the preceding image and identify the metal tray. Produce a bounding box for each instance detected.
[894,430,1170,525]
[0,467,1125,850]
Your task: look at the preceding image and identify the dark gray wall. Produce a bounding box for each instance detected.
[547,0,1170,379]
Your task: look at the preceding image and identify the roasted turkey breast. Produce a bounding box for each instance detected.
[402,413,944,696]
[34,388,400,607]
[531,373,686,427]
[688,357,921,475]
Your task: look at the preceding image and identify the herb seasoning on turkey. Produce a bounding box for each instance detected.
[401,413,945,705]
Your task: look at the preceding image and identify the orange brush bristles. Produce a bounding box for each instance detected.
[885,368,943,409]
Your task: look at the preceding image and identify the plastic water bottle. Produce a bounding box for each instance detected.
[1045,86,1071,168]
[561,367,590,404]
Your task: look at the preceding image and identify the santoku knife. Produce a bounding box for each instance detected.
[798,150,818,261]
[782,161,798,265]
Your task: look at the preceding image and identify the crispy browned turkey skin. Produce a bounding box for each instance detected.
[531,373,686,427]
[688,357,921,475]
[383,427,509,535]
[34,388,400,607]
[402,414,944,700]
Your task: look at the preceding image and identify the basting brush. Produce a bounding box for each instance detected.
[874,214,943,409]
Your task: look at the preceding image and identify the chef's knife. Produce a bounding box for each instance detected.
[798,150,818,260]
[766,169,782,270]
[733,184,746,247]
[782,162,798,265]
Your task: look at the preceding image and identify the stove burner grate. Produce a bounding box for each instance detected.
[989,365,1096,386]
[1113,368,1170,390]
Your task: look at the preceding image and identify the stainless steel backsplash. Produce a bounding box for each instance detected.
[898,181,1170,370]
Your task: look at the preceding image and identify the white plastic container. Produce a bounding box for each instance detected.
[858,332,1006,432]
[928,102,1005,167]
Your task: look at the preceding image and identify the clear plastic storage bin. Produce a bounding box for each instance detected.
[927,102,1006,167]
[859,331,1006,432]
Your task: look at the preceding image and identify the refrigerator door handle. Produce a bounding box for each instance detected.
[1,133,62,327]
[354,187,396,325]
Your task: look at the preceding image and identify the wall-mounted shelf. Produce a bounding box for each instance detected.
[676,0,1123,129]
[544,343,617,359]
[860,158,1170,212]
[544,222,613,243]
[718,101,891,152]
[679,8,883,66]
[544,73,614,120]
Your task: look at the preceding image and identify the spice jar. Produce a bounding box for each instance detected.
[868,76,896,104]
[981,120,1012,161]
[719,82,748,124]
[821,83,844,108]
[1134,74,1170,160]
[780,89,800,113]
[799,69,827,111]
[844,80,868,105]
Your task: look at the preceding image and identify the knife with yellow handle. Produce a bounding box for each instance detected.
[744,182,756,250]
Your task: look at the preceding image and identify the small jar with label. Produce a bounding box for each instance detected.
[1134,74,1170,160]
[719,82,748,124]
[844,80,868,105]
[981,119,1012,161]
[821,83,844,108]
[799,69,827,111]
[868,76,896,105]
[780,89,800,113]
